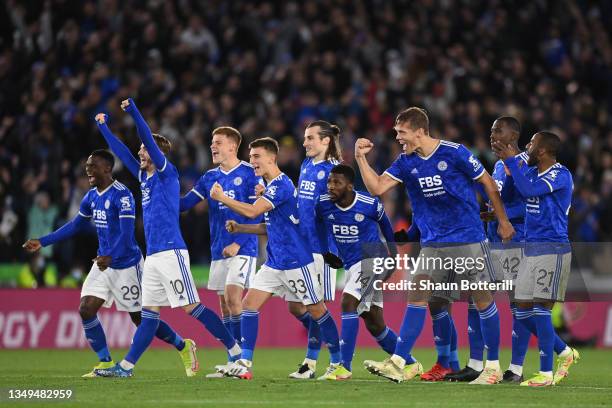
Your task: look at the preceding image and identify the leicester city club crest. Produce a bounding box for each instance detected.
[437,160,448,171]
[317,170,325,180]
[234,177,243,186]
[354,213,364,222]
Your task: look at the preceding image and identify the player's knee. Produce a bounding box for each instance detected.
[78,302,96,320]
[306,302,326,320]
[471,290,493,309]
[341,296,358,313]
[288,302,306,317]
[428,299,449,316]
[225,296,242,315]
[129,312,141,326]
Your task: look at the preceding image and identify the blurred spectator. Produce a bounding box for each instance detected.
[0,0,610,273]
[26,191,58,286]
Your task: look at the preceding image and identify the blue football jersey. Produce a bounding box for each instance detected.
[260,173,314,270]
[138,160,187,255]
[384,140,486,244]
[487,152,529,243]
[523,163,573,244]
[78,181,142,269]
[191,161,261,261]
[315,191,388,269]
[298,158,339,255]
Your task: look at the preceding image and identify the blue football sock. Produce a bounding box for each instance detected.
[296,312,321,360]
[533,306,554,372]
[340,312,359,371]
[394,304,426,362]
[240,310,259,361]
[307,314,323,361]
[431,310,451,368]
[230,314,242,344]
[375,326,398,355]
[478,301,500,361]
[374,326,417,364]
[82,316,111,362]
[156,319,185,351]
[315,311,341,364]
[190,304,237,351]
[468,301,484,362]
[125,308,159,365]
[511,307,531,366]
[222,316,232,338]
[518,307,567,355]
[297,312,311,330]
[449,315,460,371]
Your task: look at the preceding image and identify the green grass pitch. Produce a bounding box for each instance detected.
[0,348,609,407]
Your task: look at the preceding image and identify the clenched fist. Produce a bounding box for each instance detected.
[95,113,107,124]
[210,182,224,201]
[355,138,374,159]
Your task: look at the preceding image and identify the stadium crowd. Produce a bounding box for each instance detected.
[0,0,611,284]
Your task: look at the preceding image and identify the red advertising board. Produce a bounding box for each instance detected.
[0,289,609,349]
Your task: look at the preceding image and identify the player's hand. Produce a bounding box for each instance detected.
[322,252,343,269]
[22,239,41,253]
[222,242,241,258]
[480,211,496,222]
[497,220,515,242]
[95,113,107,124]
[120,98,133,111]
[355,138,374,159]
[491,141,516,161]
[254,184,265,197]
[225,220,240,233]
[94,255,112,271]
[209,182,224,201]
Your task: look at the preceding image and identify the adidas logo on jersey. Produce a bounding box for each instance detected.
[133,301,140,307]
[467,325,474,333]
[542,287,549,293]
[179,295,185,300]
[512,330,518,338]
[328,214,335,220]
[411,168,419,175]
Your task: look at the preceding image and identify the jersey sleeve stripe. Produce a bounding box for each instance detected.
[542,178,554,192]
[78,211,92,218]
[440,140,460,148]
[119,215,136,218]
[159,158,168,172]
[260,195,275,209]
[383,171,403,183]
[472,168,486,180]
[191,188,205,200]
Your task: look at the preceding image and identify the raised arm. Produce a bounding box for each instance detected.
[504,157,553,198]
[121,98,166,171]
[354,138,399,196]
[95,114,140,178]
